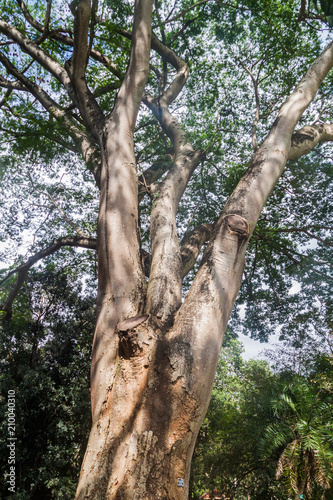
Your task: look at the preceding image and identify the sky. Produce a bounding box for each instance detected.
[239,332,266,360]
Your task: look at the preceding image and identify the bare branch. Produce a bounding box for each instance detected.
[139,222,213,280]
[0,19,73,94]
[289,123,333,160]
[181,224,213,278]
[138,159,172,199]
[0,236,96,316]
[143,95,203,322]
[110,0,153,134]
[242,64,261,152]
[0,74,27,91]
[46,192,89,238]
[35,0,53,44]
[0,49,64,114]
[15,0,45,31]
[0,49,102,186]
[66,0,105,140]
[151,32,189,105]
[120,28,190,106]
[15,0,123,79]
[265,225,333,247]
[138,32,201,323]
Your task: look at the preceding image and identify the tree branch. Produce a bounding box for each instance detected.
[138,159,172,199]
[139,33,203,322]
[241,63,261,152]
[0,49,65,115]
[46,192,90,238]
[109,0,153,134]
[289,123,333,160]
[139,222,213,280]
[0,19,73,96]
[165,41,333,405]
[143,93,203,321]
[66,0,105,140]
[16,0,123,79]
[119,29,190,106]
[0,236,97,316]
[0,49,102,186]
[35,0,53,45]
[264,225,333,247]
[181,223,213,278]
[151,32,190,105]
[0,74,27,91]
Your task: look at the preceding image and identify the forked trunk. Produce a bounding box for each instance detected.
[75,206,250,499]
[75,317,211,499]
[74,29,333,500]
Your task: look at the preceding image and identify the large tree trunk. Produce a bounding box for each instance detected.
[76,205,250,500]
[73,10,333,496]
[75,318,206,499]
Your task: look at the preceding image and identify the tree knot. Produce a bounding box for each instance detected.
[224,214,249,238]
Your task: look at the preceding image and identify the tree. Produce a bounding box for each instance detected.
[0,1,332,498]
[0,267,94,499]
[260,378,333,500]
[191,337,333,500]
[191,335,281,500]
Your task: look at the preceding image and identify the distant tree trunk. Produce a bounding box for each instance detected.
[295,480,306,500]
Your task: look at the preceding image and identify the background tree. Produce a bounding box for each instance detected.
[260,376,333,499]
[0,267,94,499]
[0,1,332,498]
[191,337,333,500]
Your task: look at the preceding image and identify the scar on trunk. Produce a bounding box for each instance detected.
[224,214,249,238]
[116,315,150,358]
[117,315,149,331]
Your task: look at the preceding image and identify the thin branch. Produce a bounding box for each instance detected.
[0,74,28,91]
[138,160,172,199]
[237,58,263,152]
[35,0,53,45]
[0,124,78,153]
[0,49,65,114]
[0,19,73,95]
[15,0,123,79]
[0,49,102,186]
[0,236,97,316]
[45,192,89,238]
[118,29,190,106]
[151,32,190,106]
[0,88,12,107]
[267,226,333,247]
